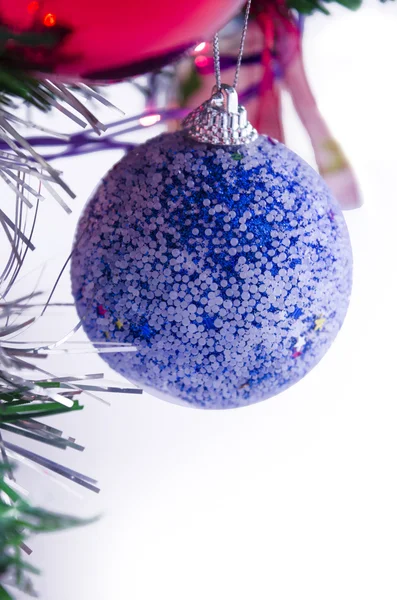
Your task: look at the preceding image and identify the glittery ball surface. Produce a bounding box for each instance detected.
[71,131,352,409]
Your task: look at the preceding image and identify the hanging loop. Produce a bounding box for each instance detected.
[183,1,257,146]
[213,0,252,91]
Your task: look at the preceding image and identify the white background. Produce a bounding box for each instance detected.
[5,2,397,599]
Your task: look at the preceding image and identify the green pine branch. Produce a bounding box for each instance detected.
[0,464,95,598]
[0,375,91,597]
[287,0,363,14]
[0,24,63,110]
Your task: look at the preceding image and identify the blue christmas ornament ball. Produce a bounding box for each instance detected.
[71,131,352,409]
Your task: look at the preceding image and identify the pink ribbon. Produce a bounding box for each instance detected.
[254,1,361,209]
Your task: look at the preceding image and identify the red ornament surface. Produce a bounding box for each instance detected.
[0,0,245,79]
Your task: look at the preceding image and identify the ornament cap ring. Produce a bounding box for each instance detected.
[182,84,258,147]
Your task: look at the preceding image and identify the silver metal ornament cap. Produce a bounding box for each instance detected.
[182,84,258,147]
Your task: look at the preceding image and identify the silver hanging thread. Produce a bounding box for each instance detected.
[183,0,258,146]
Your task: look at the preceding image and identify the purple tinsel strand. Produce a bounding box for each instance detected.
[195,53,262,76]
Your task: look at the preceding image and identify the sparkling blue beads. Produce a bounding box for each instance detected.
[71,131,352,409]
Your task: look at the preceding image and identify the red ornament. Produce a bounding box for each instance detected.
[0,0,245,79]
[27,1,39,14]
